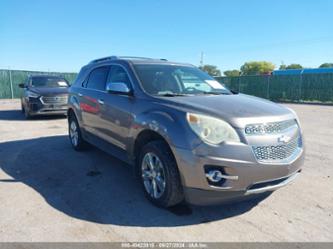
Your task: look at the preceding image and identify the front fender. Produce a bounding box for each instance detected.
[128,109,201,156]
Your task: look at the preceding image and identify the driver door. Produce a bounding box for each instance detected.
[97,65,135,151]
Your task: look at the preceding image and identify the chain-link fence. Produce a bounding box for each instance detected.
[1,69,333,103]
[0,69,77,99]
[216,73,333,104]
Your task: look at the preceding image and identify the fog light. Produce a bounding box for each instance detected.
[204,166,239,187]
[206,170,224,183]
[205,169,239,183]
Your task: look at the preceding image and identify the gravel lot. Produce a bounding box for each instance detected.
[0,99,332,242]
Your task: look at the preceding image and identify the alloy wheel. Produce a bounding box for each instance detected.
[69,120,79,147]
[141,152,166,199]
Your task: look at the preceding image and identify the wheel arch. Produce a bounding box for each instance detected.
[133,129,170,163]
[132,129,180,177]
[67,101,83,124]
[67,107,76,119]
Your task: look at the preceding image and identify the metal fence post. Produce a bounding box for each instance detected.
[8,67,14,99]
[299,71,303,102]
[266,75,270,99]
[238,77,241,92]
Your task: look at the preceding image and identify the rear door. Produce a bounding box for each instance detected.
[80,66,110,137]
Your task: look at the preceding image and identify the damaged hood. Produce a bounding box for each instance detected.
[159,94,295,128]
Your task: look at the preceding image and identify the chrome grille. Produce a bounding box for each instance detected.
[245,119,297,135]
[252,136,300,162]
[41,95,68,105]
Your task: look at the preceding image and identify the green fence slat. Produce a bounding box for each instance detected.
[0,69,78,99]
[0,70,11,99]
[216,73,333,104]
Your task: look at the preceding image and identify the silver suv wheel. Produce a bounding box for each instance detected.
[141,152,166,199]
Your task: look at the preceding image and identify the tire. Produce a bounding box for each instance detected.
[21,103,25,113]
[68,114,88,151]
[24,105,32,119]
[139,140,184,208]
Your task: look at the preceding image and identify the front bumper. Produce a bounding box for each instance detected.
[172,141,304,205]
[184,170,301,205]
[27,97,67,116]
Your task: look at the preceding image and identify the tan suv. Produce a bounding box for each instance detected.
[67,56,304,207]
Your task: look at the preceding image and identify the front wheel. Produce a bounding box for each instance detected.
[21,102,25,113]
[24,105,32,119]
[139,140,184,208]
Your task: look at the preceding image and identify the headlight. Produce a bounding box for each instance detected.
[285,107,301,126]
[186,113,240,144]
[27,91,39,98]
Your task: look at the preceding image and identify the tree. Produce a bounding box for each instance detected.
[240,61,275,75]
[199,64,221,77]
[285,64,303,70]
[223,70,241,77]
[279,64,287,70]
[319,63,333,68]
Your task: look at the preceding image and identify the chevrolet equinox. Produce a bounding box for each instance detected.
[67,56,304,207]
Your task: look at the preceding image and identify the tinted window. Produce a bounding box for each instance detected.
[31,76,69,88]
[74,67,89,87]
[107,65,131,88]
[86,66,109,91]
[25,77,31,87]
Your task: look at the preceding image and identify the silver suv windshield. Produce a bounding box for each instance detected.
[31,77,69,88]
[134,64,231,96]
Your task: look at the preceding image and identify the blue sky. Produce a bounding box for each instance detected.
[0,0,332,73]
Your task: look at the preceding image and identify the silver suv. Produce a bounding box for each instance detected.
[67,56,304,207]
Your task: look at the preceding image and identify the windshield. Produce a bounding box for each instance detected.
[134,64,231,96]
[31,77,69,88]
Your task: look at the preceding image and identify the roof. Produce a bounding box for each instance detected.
[88,56,193,67]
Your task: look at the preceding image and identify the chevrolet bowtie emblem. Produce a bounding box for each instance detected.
[278,135,291,144]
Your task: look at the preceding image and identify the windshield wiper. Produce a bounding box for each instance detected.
[157,93,188,97]
[202,91,229,95]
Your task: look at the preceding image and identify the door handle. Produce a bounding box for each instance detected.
[98,99,104,105]
[78,93,83,97]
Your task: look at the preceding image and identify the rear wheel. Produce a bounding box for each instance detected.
[68,114,88,151]
[139,140,184,208]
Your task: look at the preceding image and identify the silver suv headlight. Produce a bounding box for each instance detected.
[27,91,39,98]
[285,107,301,125]
[186,113,240,144]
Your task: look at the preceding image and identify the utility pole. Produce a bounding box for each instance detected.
[200,51,204,67]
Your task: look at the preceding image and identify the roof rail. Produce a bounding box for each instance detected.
[117,56,154,60]
[89,56,168,64]
[89,56,118,64]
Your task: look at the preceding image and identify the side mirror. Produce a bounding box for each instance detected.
[106,82,132,95]
[18,83,25,88]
